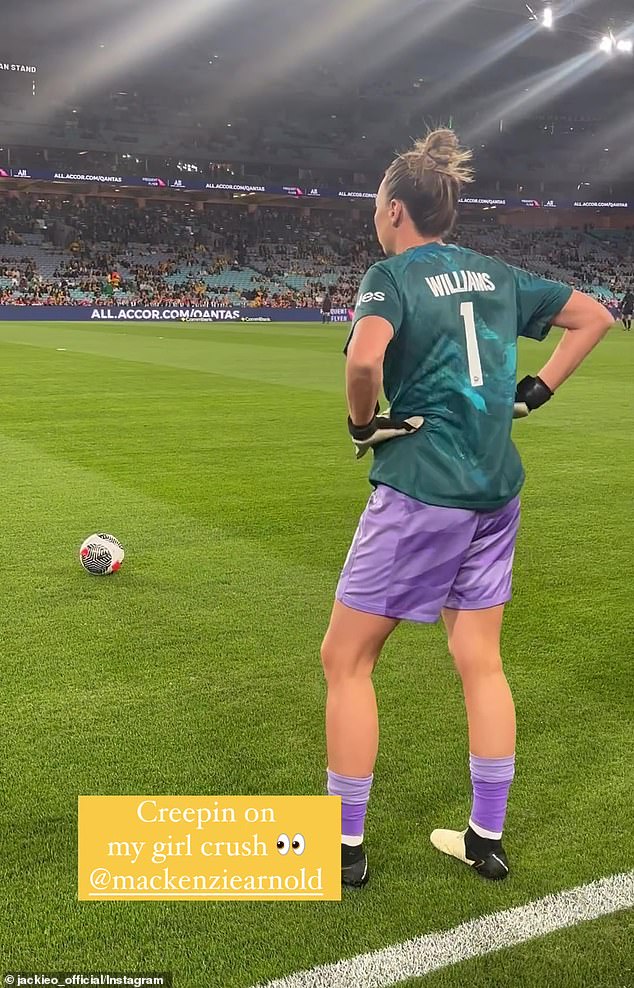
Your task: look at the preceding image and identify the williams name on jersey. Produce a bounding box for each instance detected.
[425,271,496,297]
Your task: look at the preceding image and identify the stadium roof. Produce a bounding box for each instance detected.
[2,0,632,146]
[5,0,634,59]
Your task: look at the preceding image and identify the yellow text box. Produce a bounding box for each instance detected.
[78,795,341,901]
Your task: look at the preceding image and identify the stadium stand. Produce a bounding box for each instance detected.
[0,196,631,309]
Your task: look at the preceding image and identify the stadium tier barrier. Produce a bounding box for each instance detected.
[0,305,354,323]
[1,171,633,210]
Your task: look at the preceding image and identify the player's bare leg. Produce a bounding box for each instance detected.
[430,604,515,880]
[444,605,515,756]
[321,600,399,886]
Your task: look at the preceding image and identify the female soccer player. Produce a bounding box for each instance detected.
[322,129,614,887]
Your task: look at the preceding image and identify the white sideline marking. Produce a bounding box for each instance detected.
[253,871,634,988]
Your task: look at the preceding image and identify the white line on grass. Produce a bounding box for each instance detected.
[253,871,634,988]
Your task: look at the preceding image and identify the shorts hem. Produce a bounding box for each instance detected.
[443,594,512,612]
[336,592,440,624]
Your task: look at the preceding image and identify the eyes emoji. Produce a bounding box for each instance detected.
[276,833,305,856]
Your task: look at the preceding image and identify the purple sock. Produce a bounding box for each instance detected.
[327,769,373,844]
[469,754,515,840]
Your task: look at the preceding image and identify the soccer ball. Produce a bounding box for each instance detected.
[79,533,125,575]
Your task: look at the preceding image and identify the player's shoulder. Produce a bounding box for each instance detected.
[358,257,402,297]
[364,251,434,286]
[362,257,398,279]
[394,242,513,274]
[444,243,514,275]
[363,244,516,284]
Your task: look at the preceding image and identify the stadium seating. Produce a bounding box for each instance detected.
[1,196,632,308]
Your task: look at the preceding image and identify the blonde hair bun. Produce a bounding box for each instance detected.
[407,128,474,184]
[382,126,474,237]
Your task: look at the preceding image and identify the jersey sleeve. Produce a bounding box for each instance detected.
[343,263,403,355]
[509,266,573,341]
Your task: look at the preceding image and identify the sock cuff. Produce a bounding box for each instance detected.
[469,753,515,783]
[327,769,374,803]
[341,834,364,847]
[469,818,503,841]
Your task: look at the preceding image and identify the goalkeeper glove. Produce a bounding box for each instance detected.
[513,375,554,419]
[348,404,424,460]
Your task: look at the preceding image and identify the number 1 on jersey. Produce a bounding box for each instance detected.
[460,301,484,388]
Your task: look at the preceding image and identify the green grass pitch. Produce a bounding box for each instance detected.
[0,320,632,988]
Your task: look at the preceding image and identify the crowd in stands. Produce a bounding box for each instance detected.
[0,195,632,310]
[454,226,633,300]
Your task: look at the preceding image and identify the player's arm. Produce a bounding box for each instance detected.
[344,265,423,458]
[345,315,393,428]
[511,268,614,417]
[536,291,614,391]
[515,290,613,416]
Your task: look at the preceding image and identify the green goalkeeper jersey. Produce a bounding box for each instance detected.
[344,242,573,511]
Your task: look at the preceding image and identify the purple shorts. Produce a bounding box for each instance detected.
[336,485,521,623]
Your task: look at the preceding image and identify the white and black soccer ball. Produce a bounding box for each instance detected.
[79,533,125,575]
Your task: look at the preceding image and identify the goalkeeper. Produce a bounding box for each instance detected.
[321,128,614,889]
